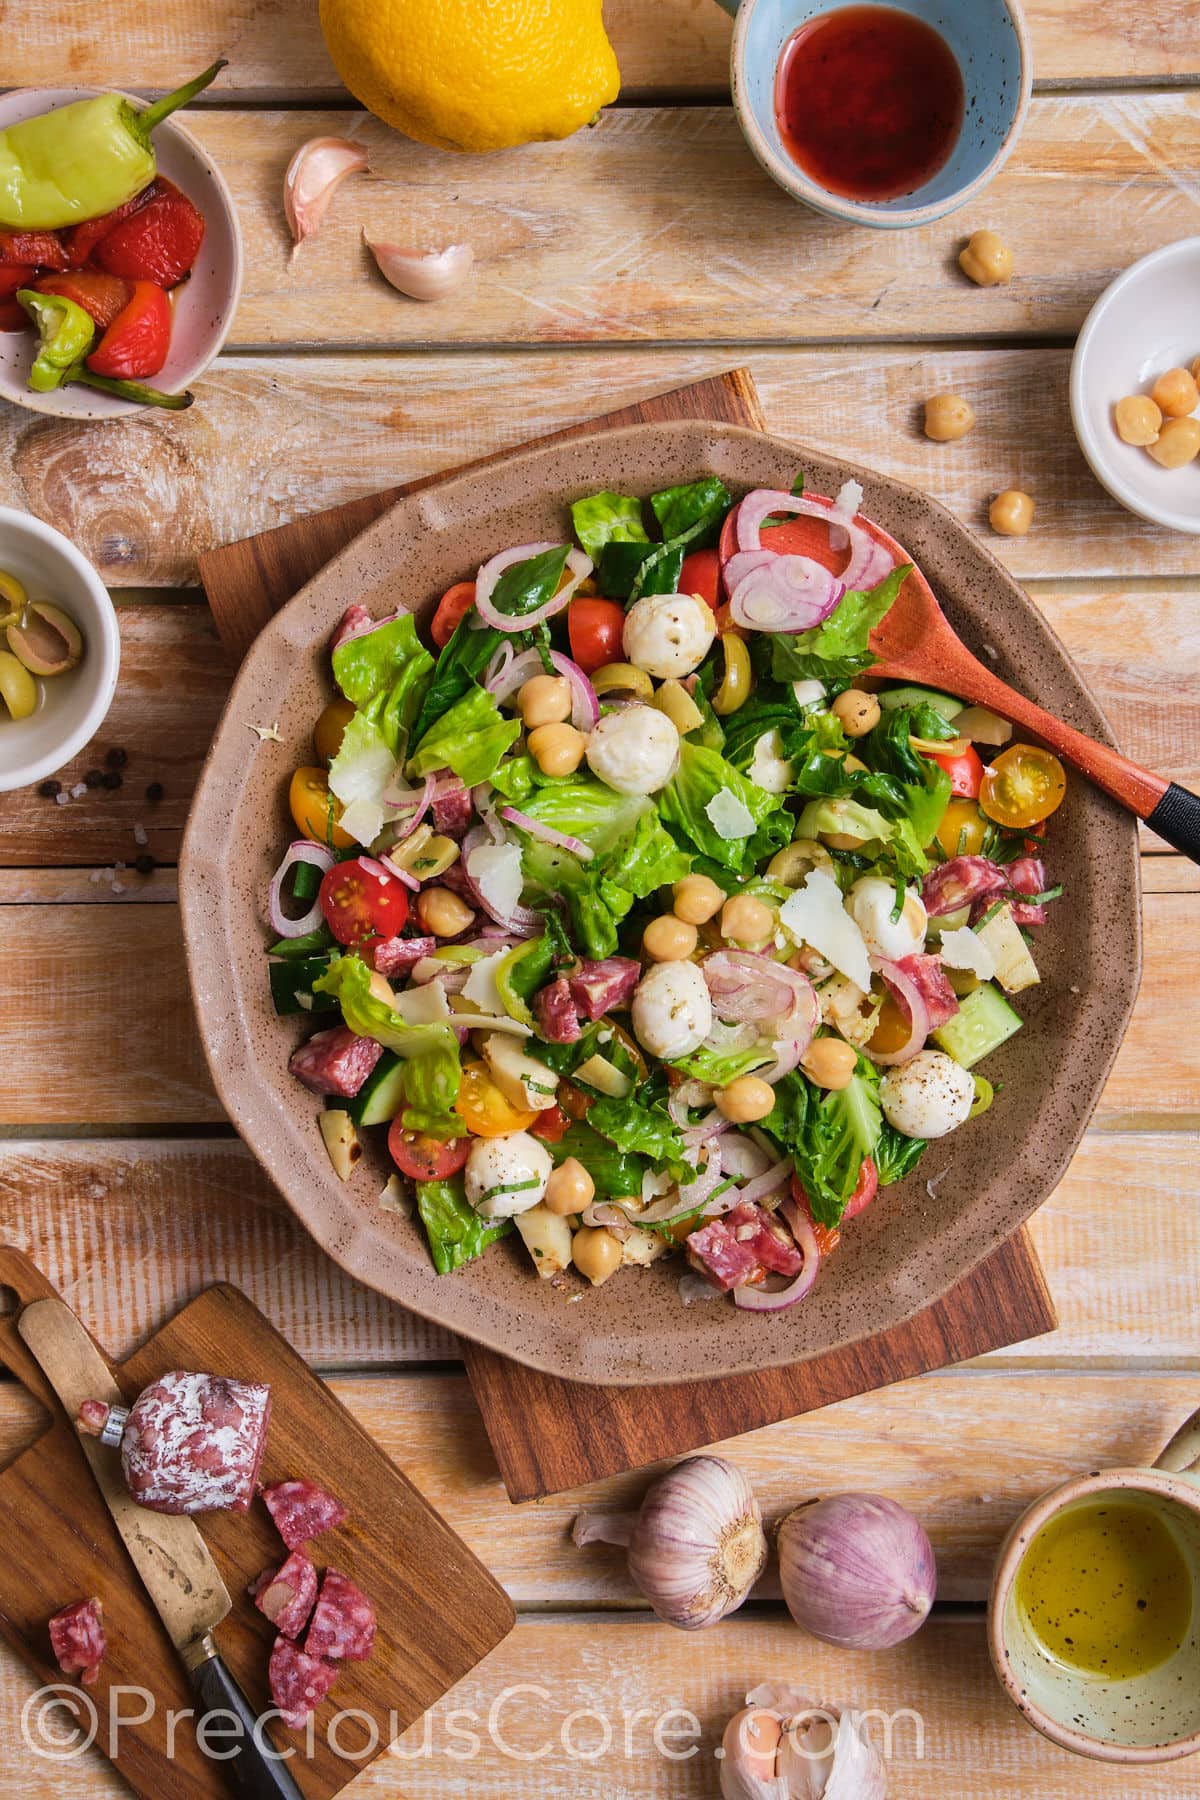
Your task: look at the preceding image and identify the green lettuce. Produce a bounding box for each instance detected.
[571,492,649,560]
[313,956,464,1128]
[514,775,649,855]
[416,1176,511,1274]
[547,1124,646,1200]
[649,476,731,546]
[520,806,691,959]
[766,1061,883,1228]
[332,610,432,717]
[407,683,521,788]
[658,741,785,873]
[490,547,570,620]
[770,565,911,688]
[670,1039,774,1086]
[586,1094,696,1180]
[413,614,503,740]
[874,1123,927,1186]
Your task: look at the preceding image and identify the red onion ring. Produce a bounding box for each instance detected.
[381,772,434,840]
[485,645,599,732]
[499,806,593,861]
[378,853,420,892]
[702,952,818,1057]
[728,557,845,634]
[733,1197,821,1311]
[483,638,515,689]
[268,840,334,937]
[761,1037,806,1084]
[474,543,593,633]
[738,1159,792,1209]
[733,488,896,596]
[868,957,931,1065]
[721,548,776,591]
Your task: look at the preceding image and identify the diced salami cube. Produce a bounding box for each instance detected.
[304,1568,376,1663]
[268,1636,340,1729]
[533,976,581,1044]
[1006,855,1049,926]
[289,1026,383,1098]
[568,957,640,1020]
[722,1201,803,1277]
[49,1598,106,1687]
[685,1217,763,1293]
[250,1551,318,1641]
[430,776,473,839]
[369,935,436,977]
[262,1479,348,1550]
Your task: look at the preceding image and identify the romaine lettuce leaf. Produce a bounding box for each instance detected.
[407,684,521,788]
[416,1176,511,1274]
[547,1123,647,1200]
[514,775,649,855]
[570,492,649,560]
[658,741,784,873]
[874,1122,928,1186]
[412,613,503,740]
[332,610,432,715]
[766,1060,883,1228]
[649,476,731,546]
[314,954,462,1066]
[586,1094,697,1180]
[519,806,690,961]
[770,565,910,687]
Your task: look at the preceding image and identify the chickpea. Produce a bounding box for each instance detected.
[831,689,881,737]
[643,914,699,962]
[766,838,833,887]
[958,228,1013,287]
[544,1157,594,1217]
[673,873,725,924]
[1114,395,1162,447]
[528,720,585,777]
[715,1076,776,1123]
[518,673,572,729]
[1147,416,1200,469]
[989,489,1035,537]
[924,392,976,443]
[417,885,475,938]
[801,1036,859,1091]
[720,893,774,945]
[573,1225,623,1285]
[1150,367,1199,420]
[1192,356,1200,385]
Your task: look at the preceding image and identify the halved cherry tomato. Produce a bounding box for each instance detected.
[430,580,476,648]
[530,1103,570,1143]
[314,697,355,764]
[387,1119,470,1181]
[555,1078,592,1122]
[935,796,987,861]
[319,856,409,946]
[844,1155,878,1219]
[289,765,353,849]
[454,1060,538,1137]
[568,597,625,673]
[979,744,1067,831]
[790,1172,840,1255]
[679,547,720,611]
[928,743,983,798]
[867,990,913,1057]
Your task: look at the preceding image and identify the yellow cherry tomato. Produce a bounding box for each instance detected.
[454,1061,539,1138]
[867,988,912,1057]
[289,765,353,849]
[979,743,1066,831]
[935,796,988,860]
[314,697,355,764]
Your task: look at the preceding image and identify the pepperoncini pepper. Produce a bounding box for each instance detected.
[0,60,225,230]
[16,290,193,410]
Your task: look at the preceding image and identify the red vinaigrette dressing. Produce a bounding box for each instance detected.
[774,5,965,202]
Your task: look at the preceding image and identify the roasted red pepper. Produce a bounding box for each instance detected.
[34,270,133,331]
[61,178,166,268]
[94,185,205,287]
[86,280,172,379]
[0,229,69,271]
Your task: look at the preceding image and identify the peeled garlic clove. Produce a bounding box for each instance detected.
[284,137,369,252]
[7,601,83,677]
[364,235,474,302]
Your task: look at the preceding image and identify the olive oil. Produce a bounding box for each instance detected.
[1016,1499,1193,1680]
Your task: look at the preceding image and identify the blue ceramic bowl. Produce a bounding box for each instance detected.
[719,0,1032,227]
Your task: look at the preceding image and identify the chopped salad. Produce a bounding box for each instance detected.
[267,473,1065,1313]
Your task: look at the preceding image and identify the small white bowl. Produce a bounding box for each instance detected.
[1070,237,1200,535]
[0,507,119,790]
[0,85,242,419]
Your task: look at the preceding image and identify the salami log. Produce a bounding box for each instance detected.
[78,1371,271,1514]
[268,1636,340,1729]
[249,1550,318,1641]
[48,1598,106,1687]
[262,1478,348,1550]
[304,1568,376,1663]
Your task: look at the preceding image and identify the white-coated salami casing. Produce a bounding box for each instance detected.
[81,1371,272,1515]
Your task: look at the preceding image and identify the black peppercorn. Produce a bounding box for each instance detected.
[37,779,61,798]
[145,782,164,803]
[105,747,128,769]
[134,853,155,875]
[100,770,122,791]
[84,768,104,788]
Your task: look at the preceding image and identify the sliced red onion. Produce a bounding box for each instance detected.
[268,840,334,937]
[728,557,845,634]
[761,1037,805,1084]
[581,1202,635,1239]
[733,488,896,597]
[702,951,818,1057]
[382,772,434,840]
[379,853,420,892]
[485,645,599,731]
[484,638,515,689]
[733,1197,820,1312]
[474,543,593,633]
[721,548,776,592]
[738,1159,793,1209]
[460,824,543,936]
[499,805,593,862]
[718,1133,773,1182]
[868,957,931,1065]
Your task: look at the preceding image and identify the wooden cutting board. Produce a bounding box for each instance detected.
[198,369,1057,1504]
[0,1246,514,1799]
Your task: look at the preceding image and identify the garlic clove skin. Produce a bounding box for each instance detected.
[284,137,369,253]
[364,235,474,302]
[720,1708,789,1800]
[721,1687,888,1800]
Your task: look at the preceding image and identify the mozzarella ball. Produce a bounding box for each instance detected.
[586,704,680,795]
[465,1131,553,1219]
[847,877,927,961]
[631,960,713,1061]
[879,1051,975,1140]
[622,592,715,680]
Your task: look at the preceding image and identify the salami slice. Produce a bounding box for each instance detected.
[49,1598,106,1687]
[78,1371,271,1515]
[268,1636,340,1729]
[289,1026,383,1098]
[262,1479,348,1550]
[249,1551,318,1641]
[332,603,372,651]
[304,1568,376,1663]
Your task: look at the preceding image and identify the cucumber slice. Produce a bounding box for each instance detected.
[269,954,337,1016]
[346,1053,407,1127]
[878,685,964,721]
[933,982,1022,1069]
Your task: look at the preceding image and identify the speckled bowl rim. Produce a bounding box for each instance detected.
[729,0,1034,227]
[988,1467,1200,1764]
[181,420,1141,1386]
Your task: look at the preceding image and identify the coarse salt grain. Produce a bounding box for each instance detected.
[54,791,69,805]
[133,822,148,847]
[110,881,125,895]
[70,782,87,799]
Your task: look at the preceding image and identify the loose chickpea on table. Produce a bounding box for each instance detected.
[989,489,1036,536]
[924,392,976,441]
[958,228,1013,286]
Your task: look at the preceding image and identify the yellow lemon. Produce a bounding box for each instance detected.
[319,0,621,154]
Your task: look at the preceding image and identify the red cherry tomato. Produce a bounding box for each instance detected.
[387,1119,470,1181]
[531,1103,570,1143]
[790,1173,840,1255]
[679,548,720,611]
[318,856,409,946]
[843,1155,878,1220]
[929,744,983,799]
[567,597,625,673]
[430,580,476,648]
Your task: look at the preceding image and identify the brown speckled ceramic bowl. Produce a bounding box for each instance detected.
[180,422,1141,1385]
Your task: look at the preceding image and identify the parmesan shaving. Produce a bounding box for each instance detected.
[937,927,996,981]
[462,949,509,1015]
[779,868,872,991]
[465,840,523,920]
[705,786,756,841]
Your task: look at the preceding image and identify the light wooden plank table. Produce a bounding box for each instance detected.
[1,5,1198,1795]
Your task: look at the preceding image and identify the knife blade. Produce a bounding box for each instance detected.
[19,1297,305,1800]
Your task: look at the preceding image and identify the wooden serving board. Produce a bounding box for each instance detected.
[0,1246,514,1800]
[198,369,1057,1504]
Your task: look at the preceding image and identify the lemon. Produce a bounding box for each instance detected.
[319,0,621,154]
